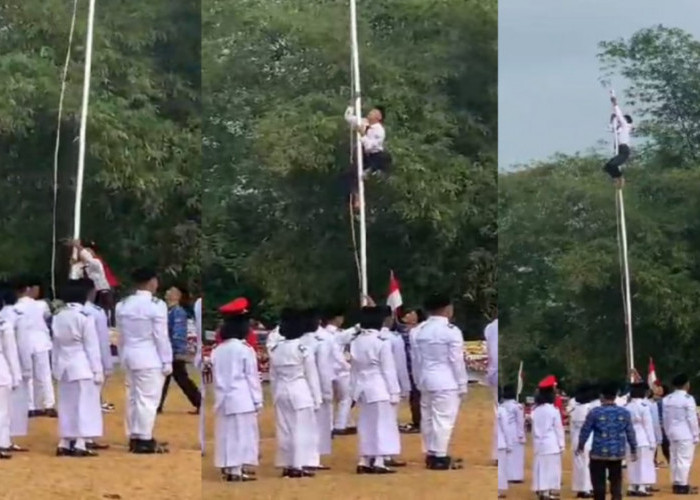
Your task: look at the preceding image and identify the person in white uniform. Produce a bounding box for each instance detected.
[501,384,525,483]
[569,383,594,499]
[485,317,498,462]
[626,383,657,497]
[412,294,467,470]
[498,390,514,498]
[531,387,565,499]
[193,297,205,456]
[603,95,633,189]
[115,268,172,454]
[52,281,104,457]
[212,313,262,482]
[269,309,322,479]
[322,308,356,435]
[13,275,56,418]
[0,289,22,460]
[662,373,699,495]
[351,306,401,474]
[1,283,30,453]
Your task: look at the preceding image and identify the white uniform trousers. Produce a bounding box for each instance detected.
[420,389,460,456]
[274,397,318,469]
[0,386,11,448]
[199,375,206,455]
[627,446,656,486]
[357,399,401,457]
[10,380,29,437]
[214,410,259,469]
[507,442,525,481]
[571,447,592,492]
[492,385,498,460]
[316,401,333,456]
[125,368,164,440]
[28,350,55,410]
[531,452,562,492]
[498,448,509,492]
[57,378,103,439]
[670,440,695,486]
[333,375,353,430]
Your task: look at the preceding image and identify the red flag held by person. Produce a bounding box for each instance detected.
[387,270,403,313]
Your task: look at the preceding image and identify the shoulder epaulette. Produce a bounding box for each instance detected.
[314,335,322,342]
[299,344,307,353]
[79,310,89,317]
[13,307,22,315]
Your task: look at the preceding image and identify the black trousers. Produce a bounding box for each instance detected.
[344,151,392,196]
[409,388,421,427]
[158,360,201,411]
[589,458,623,500]
[603,144,630,179]
[95,289,116,327]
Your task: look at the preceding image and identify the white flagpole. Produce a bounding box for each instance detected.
[72,0,96,259]
[516,360,523,402]
[349,0,369,306]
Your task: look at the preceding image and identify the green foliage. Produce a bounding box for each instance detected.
[0,1,201,291]
[501,26,700,392]
[202,0,497,333]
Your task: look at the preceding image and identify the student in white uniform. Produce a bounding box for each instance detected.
[662,373,699,495]
[0,287,22,460]
[115,268,172,454]
[322,308,356,435]
[212,313,262,482]
[13,275,56,418]
[501,384,525,483]
[351,306,401,474]
[412,294,468,470]
[569,383,594,499]
[269,309,322,478]
[531,387,565,500]
[52,280,104,457]
[603,95,633,188]
[498,389,514,498]
[626,382,656,497]
[485,318,498,463]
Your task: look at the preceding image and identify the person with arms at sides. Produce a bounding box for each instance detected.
[647,384,662,472]
[411,294,467,471]
[216,297,258,352]
[662,373,700,495]
[501,384,525,484]
[157,284,201,415]
[569,383,594,499]
[603,95,633,189]
[485,316,498,463]
[13,275,56,418]
[52,280,104,457]
[212,311,262,482]
[350,306,401,474]
[498,387,514,499]
[625,382,657,497]
[115,267,172,454]
[268,308,322,478]
[0,286,22,460]
[322,307,356,436]
[531,385,565,500]
[396,307,424,435]
[577,381,637,500]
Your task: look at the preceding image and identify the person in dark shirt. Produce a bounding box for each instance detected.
[577,381,637,500]
[395,307,425,434]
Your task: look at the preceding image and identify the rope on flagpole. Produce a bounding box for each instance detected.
[51,0,80,298]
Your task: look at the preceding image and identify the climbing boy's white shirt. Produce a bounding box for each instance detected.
[613,104,631,146]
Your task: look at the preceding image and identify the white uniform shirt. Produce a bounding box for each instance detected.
[411,316,468,393]
[115,290,172,371]
[613,104,632,146]
[485,319,498,388]
[211,338,262,415]
[13,296,52,354]
[321,324,351,381]
[51,303,103,382]
[193,298,202,369]
[531,403,566,455]
[84,301,113,375]
[349,329,400,404]
[498,404,514,451]
[662,390,700,442]
[569,401,593,450]
[344,107,385,153]
[502,399,526,445]
[0,314,21,388]
[268,338,322,410]
[626,398,656,448]
[69,249,110,291]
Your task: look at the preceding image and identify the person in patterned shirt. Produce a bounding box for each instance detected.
[577,381,637,500]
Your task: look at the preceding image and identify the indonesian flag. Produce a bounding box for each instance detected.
[387,270,403,312]
[516,361,524,400]
[648,357,658,388]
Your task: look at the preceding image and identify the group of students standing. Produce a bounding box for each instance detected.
[210,294,470,482]
[497,374,700,500]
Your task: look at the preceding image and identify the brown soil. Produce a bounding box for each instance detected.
[202,384,496,499]
[0,371,200,500]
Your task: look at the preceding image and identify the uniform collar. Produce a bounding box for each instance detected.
[428,316,449,324]
[136,290,153,298]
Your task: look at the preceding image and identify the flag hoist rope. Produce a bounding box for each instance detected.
[349,0,369,307]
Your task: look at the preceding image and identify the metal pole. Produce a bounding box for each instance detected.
[349,0,368,306]
[72,0,96,253]
[618,189,635,373]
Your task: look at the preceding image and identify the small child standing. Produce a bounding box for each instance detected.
[570,383,594,498]
[531,386,565,500]
[625,383,656,497]
[497,394,513,498]
[501,384,525,483]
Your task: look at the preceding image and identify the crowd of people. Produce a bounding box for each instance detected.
[207,294,489,482]
[497,373,700,500]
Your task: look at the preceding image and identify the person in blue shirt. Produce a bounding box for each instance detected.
[157,284,201,414]
[577,381,637,500]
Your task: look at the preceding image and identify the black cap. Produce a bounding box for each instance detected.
[672,373,689,388]
[131,267,157,284]
[424,293,452,312]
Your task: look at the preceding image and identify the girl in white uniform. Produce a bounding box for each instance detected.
[531,387,565,500]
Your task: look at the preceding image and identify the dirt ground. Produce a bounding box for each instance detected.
[202,384,496,500]
[506,439,698,499]
[0,370,200,500]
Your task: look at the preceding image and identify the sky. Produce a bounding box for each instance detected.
[498,0,700,170]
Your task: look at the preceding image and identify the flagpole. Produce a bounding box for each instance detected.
[516,360,523,402]
[72,0,96,261]
[349,0,369,306]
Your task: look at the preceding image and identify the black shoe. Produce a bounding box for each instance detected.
[356,465,374,475]
[0,451,11,460]
[285,468,312,478]
[1,444,28,453]
[509,480,524,484]
[384,458,407,467]
[86,441,110,450]
[399,424,420,434]
[371,466,396,474]
[44,408,58,418]
[56,447,73,457]
[332,428,356,436]
[226,474,256,482]
[128,438,137,452]
[304,465,330,471]
[28,410,43,418]
[72,448,99,458]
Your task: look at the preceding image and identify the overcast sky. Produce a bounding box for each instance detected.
[498,0,700,170]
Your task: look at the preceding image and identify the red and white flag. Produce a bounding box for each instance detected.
[387,270,403,312]
[648,357,658,388]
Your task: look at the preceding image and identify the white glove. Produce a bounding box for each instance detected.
[162,363,173,376]
[11,378,20,391]
[389,394,400,405]
[93,372,104,385]
[254,403,263,412]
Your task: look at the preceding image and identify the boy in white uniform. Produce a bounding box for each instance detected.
[498,389,514,498]
[626,383,656,497]
[531,387,565,499]
[501,384,525,483]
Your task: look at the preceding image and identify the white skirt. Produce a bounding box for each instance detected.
[214,410,259,468]
[57,378,103,438]
[628,446,656,485]
[507,442,525,481]
[498,449,509,491]
[531,452,562,491]
[572,447,593,492]
[274,397,318,469]
[316,401,333,456]
[10,380,29,437]
[357,399,401,457]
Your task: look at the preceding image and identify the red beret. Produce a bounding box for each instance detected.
[538,375,558,389]
[219,297,249,315]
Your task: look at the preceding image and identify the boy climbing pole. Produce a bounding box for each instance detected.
[603,95,633,189]
[343,105,392,210]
